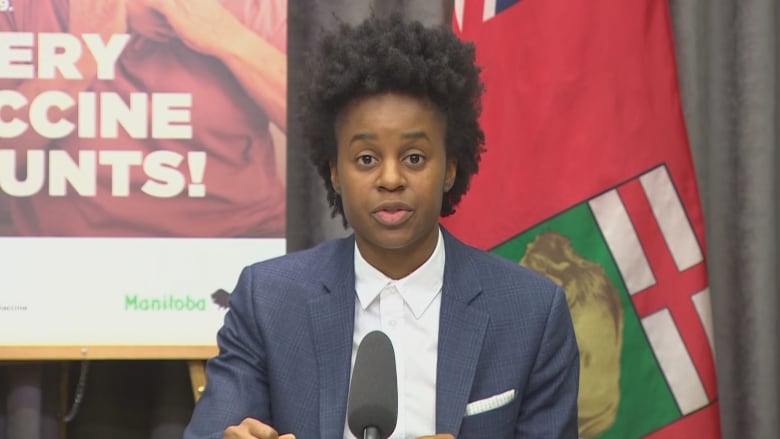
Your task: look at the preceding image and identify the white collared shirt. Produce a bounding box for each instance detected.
[343,229,445,439]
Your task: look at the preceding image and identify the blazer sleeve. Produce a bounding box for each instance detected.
[184,267,272,439]
[516,285,580,438]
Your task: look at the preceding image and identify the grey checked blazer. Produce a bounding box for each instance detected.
[185,228,579,438]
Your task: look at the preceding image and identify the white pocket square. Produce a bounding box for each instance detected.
[464,389,517,416]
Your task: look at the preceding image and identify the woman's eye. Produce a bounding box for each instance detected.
[358,155,375,165]
[406,154,424,165]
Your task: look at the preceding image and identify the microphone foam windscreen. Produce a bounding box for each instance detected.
[346,330,398,439]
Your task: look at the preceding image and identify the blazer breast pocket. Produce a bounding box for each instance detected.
[459,389,520,438]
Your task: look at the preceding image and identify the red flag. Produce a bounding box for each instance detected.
[444,0,721,437]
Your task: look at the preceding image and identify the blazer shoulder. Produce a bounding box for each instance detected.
[228,237,353,311]
[245,236,351,280]
[451,233,557,287]
[445,235,565,314]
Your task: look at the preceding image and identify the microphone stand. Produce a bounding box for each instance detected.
[363,426,381,439]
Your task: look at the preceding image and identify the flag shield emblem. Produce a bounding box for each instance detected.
[492,164,718,437]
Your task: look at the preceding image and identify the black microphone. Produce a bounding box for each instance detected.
[347,330,398,439]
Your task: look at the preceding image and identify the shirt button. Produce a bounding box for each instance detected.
[389,320,397,327]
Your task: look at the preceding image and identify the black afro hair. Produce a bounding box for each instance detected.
[300,14,485,225]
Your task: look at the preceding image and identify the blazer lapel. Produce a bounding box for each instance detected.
[436,230,490,435]
[308,237,356,438]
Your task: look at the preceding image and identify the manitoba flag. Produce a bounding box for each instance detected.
[444,0,721,437]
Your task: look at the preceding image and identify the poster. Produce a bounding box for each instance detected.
[0,0,287,357]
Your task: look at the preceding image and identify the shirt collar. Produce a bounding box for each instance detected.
[354,228,445,319]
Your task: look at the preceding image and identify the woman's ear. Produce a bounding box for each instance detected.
[444,158,457,192]
[329,161,340,194]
